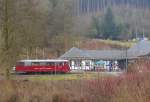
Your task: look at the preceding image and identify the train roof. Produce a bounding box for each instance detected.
[18,59,68,62]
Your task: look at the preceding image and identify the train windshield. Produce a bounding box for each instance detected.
[16,61,31,66]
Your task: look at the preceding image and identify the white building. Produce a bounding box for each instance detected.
[60,47,125,72]
[60,41,150,72]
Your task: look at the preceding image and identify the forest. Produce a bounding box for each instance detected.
[75,0,150,15]
[0,0,150,72]
[73,0,150,40]
[0,1,149,102]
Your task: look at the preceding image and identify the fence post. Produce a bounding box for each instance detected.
[125,48,128,72]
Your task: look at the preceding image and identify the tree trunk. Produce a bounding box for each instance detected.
[3,0,10,80]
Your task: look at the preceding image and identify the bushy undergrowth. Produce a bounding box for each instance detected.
[0,64,150,102]
[87,72,150,102]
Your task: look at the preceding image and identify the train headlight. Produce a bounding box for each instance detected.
[12,66,16,71]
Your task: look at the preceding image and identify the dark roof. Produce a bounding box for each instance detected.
[128,40,150,56]
[60,47,127,60]
[60,47,91,59]
[60,41,150,60]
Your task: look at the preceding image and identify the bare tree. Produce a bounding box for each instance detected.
[48,0,74,55]
[0,0,50,79]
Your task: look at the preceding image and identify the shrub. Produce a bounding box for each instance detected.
[0,69,149,102]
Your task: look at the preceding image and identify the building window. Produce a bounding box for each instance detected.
[74,60,81,67]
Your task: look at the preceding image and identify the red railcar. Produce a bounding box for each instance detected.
[14,59,70,73]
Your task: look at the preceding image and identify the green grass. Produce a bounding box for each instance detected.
[25,72,115,81]
[100,39,136,48]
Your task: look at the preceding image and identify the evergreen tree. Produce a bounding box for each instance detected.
[90,16,101,38]
[101,7,118,39]
[89,7,129,40]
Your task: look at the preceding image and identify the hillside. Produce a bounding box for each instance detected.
[73,0,150,15]
[73,7,150,40]
[72,39,135,50]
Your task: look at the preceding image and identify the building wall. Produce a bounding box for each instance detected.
[70,60,94,70]
[69,59,119,71]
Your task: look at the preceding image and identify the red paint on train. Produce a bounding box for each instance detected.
[15,59,70,73]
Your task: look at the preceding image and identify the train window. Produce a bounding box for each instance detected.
[31,62,40,66]
[46,62,55,66]
[24,62,31,66]
[39,62,46,66]
[55,62,64,66]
